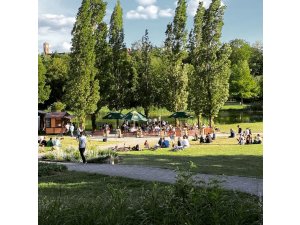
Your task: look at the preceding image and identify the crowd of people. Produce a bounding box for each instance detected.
[38,136,62,149]
[233,125,262,145]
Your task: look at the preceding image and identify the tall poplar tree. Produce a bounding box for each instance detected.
[64,0,100,128]
[90,0,107,131]
[192,0,232,127]
[133,29,154,118]
[107,0,137,112]
[163,0,190,119]
[188,2,205,128]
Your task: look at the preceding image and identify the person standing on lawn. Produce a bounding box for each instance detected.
[70,123,74,137]
[78,132,87,163]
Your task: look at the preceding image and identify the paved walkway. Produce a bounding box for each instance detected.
[54,162,262,197]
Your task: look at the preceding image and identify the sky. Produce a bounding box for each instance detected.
[38,0,263,53]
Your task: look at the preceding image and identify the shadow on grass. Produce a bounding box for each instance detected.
[119,154,263,178]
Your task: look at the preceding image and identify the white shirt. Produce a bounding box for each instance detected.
[182,139,190,147]
[79,136,87,148]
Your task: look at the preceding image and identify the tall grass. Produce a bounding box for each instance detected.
[42,145,118,163]
[39,164,262,225]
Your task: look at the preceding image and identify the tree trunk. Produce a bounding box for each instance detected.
[197,114,201,129]
[176,118,179,127]
[81,116,86,131]
[91,113,97,132]
[241,97,243,105]
[144,107,149,119]
[209,115,214,128]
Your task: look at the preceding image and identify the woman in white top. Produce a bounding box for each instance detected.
[182,137,190,148]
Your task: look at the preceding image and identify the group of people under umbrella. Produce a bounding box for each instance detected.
[101,110,196,138]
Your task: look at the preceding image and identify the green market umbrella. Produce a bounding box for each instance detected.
[103,112,124,120]
[103,112,125,128]
[168,111,193,126]
[123,111,148,122]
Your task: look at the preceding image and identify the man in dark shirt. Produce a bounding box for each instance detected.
[237,125,242,135]
[205,134,212,143]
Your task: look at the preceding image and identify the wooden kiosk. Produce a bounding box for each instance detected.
[44,112,74,134]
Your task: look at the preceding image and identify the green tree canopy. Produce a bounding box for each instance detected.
[230,60,259,103]
[38,55,51,104]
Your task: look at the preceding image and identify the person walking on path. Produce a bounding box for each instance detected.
[78,132,87,163]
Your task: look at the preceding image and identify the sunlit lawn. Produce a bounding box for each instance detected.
[119,136,263,178]
[38,136,118,153]
[216,122,263,133]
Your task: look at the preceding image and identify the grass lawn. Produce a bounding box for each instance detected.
[216,122,263,133]
[119,137,263,178]
[39,163,262,225]
[221,103,250,110]
[38,136,118,154]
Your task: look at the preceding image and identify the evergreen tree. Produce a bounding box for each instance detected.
[64,0,100,128]
[38,55,51,104]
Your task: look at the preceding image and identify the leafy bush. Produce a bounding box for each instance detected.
[38,162,67,177]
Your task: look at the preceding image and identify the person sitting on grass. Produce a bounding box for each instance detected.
[158,137,163,147]
[212,132,216,140]
[182,136,190,148]
[51,137,62,150]
[237,134,245,145]
[199,135,205,143]
[246,135,252,144]
[253,134,262,144]
[46,138,53,147]
[229,128,235,138]
[144,140,150,149]
[131,144,140,151]
[172,137,183,151]
[161,138,170,148]
[40,138,47,147]
[192,133,199,141]
[205,133,212,143]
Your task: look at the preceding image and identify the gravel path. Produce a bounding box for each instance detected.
[55,162,262,197]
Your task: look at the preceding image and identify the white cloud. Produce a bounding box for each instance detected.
[39,14,75,30]
[126,4,174,20]
[127,5,158,19]
[158,8,174,18]
[62,42,71,51]
[187,0,225,16]
[136,0,157,6]
[38,14,75,53]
